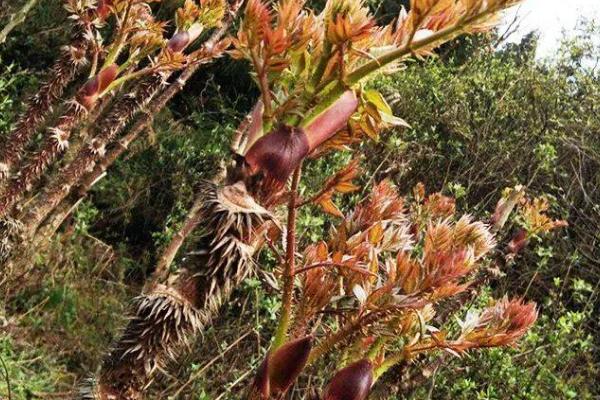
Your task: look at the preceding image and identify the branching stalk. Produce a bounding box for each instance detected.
[0,35,88,183]
[301,7,504,128]
[21,18,236,238]
[250,49,272,127]
[0,100,89,218]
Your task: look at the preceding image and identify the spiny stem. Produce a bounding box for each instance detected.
[273,165,302,349]
[22,0,241,238]
[0,34,88,184]
[0,101,87,219]
[366,337,387,360]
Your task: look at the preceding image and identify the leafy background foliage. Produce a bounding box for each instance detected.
[0,1,598,398]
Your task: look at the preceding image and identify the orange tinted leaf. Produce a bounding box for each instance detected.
[319,198,344,217]
[335,182,360,193]
[316,241,329,261]
[369,256,379,277]
[413,182,426,201]
[332,251,344,263]
[368,222,384,244]
[398,253,420,293]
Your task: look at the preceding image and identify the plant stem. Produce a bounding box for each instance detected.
[18,75,162,235]
[300,8,502,128]
[250,49,272,128]
[0,34,88,183]
[273,165,302,349]
[102,1,132,67]
[150,195,206,286]
[0,100,88,219]
[373,352,405,381]
[23,7,238,239]
[308,41,332,92]
[366,336,387,360]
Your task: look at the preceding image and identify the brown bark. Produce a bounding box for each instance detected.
[0,36,87,182]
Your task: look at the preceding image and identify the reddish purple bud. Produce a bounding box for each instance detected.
[97,64,119,92]
[323,359,373,400]
[507,229,528,254]
[249,355,270,399]
[167,24,203,53]
[81,75,100,99]
[79,64,119,109]
[242,91,357,189]
[244,125,309,184]
[304,90,359,151]
[249,336,312,399]
[269,336,313,395]
[167,31,191,52]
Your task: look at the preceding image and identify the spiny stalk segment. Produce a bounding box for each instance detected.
[86,181,273,399]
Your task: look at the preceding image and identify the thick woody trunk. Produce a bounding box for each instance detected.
[80,181,272,399]
[0,36,88,181]
[84,273,211,400]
